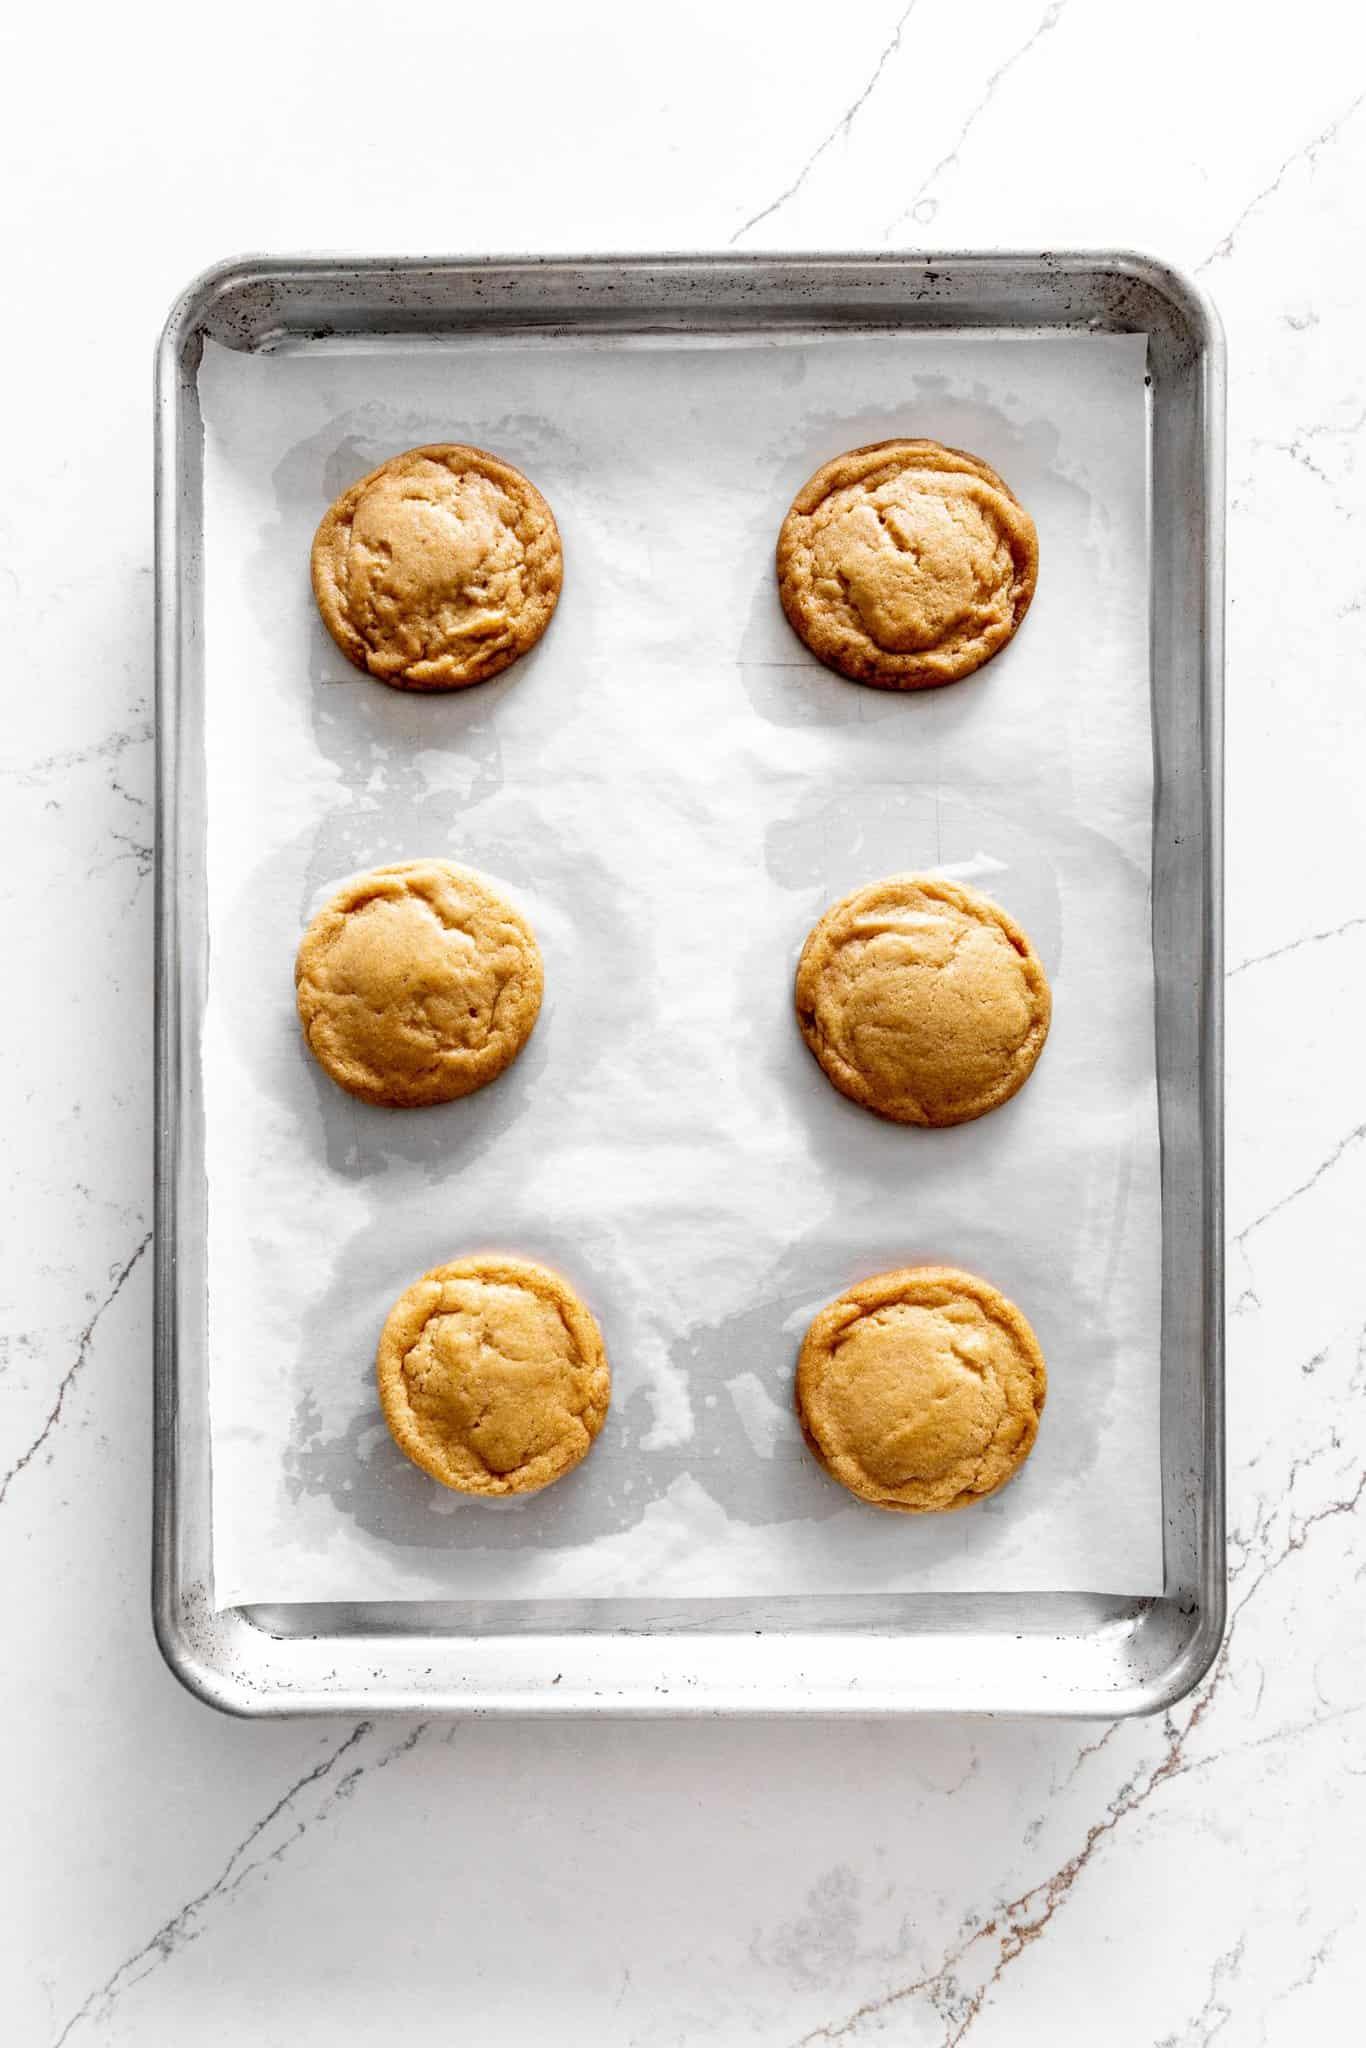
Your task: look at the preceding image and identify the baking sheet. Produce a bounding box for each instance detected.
[199,325,1161,1607]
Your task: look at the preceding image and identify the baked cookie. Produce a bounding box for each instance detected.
[796,1265,1046,1513]
[776,439,1038,689]
[311,444,562,690]
[377,1255,610,1497]
[295,860,543,1107]
[795,874,1050,1126]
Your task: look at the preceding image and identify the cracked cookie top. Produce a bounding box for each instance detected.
[295,860,543,1108]
[311,444,562,691]
[776,439,1038,689]
[377,1255,611,1496]
[794,874,1051,1127]
[796,1265,1046,1513]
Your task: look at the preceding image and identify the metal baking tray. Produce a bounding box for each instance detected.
[154,253,1224,1716]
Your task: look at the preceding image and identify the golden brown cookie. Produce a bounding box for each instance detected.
[377,1255,610,1497]
[776,439,1038,689]
[796,1266,1046,1513]
[311,443,562,690]
[295,860,543,1108]
[795,874,1050,1126]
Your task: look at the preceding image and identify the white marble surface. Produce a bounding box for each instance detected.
[2,0,1364,2039]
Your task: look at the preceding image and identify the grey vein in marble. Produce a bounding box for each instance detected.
[1155,1938,1245,2048]
[1254,432,1359,523]
[884,1,1070,236]
[1295,402,1366,444]
[0,1230,151,1509]
[93,770,154,882]
[1258,1928,1349,2043]
[50,1720,430,2047]
[1228,912,1366,979]
[0,714,152,784]
[1234,1120,1366,1249]
[728,0,920,243]
[1199,86,1366,271]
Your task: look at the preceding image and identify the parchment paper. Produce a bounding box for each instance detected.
[199,324,1161,1606]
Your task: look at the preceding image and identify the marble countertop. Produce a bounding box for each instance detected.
[3,1,1363,2039]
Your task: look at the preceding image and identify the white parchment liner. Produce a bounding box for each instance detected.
[199,326,1161,1605]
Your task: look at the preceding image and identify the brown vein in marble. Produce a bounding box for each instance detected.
[792,1423,1366,2046]
[1052,1720,1119,1795]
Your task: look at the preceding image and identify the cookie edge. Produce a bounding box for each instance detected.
[309,443,564,693]
[775,438,1040,691]
[793,872,1052,1127]
[794,1263,1047,1513]
[376,1253,611,1497]
[294,859,545,1108]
